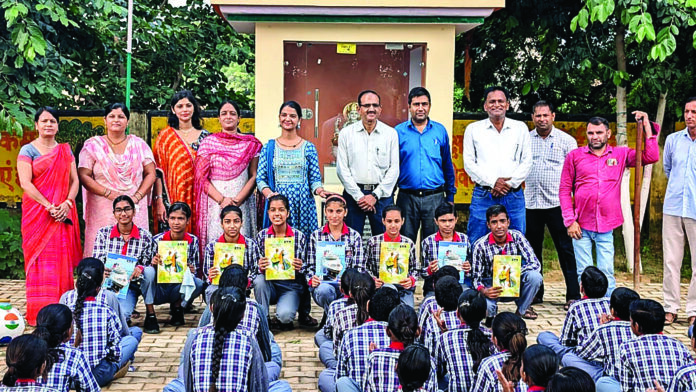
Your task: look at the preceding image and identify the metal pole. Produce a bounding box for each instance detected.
[125,0,133,110]
[633,119,644,290]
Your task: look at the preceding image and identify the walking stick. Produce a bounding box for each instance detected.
[633,118,644,291]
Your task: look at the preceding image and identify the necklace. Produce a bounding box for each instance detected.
[106,134,127,146]
[276,137,302,148]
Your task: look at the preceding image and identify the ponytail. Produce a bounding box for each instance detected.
[458,290,491,371]
[73,258,104,345]
[209,286,246,392]
[492,312,527,384]
[33,304,73,376]
[3,335,48,386]
[351,272,375,325]
[387,304,419,347]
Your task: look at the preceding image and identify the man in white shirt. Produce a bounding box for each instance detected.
[525,101,579,308]
[463,86,532,243]
[337,90,399,236]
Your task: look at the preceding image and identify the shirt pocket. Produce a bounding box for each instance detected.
[426,145,442,165]
[375,149,390,169]
[600,160,624,182]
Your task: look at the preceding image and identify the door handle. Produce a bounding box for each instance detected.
[314,88,319,138]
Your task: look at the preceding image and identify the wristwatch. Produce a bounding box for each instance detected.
[370,191,378,200]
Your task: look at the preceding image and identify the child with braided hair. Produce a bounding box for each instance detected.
[1,335,55,391]
[331,272,376,358]
[33,304,98,392]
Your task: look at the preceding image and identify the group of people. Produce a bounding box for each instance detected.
[6,84,696,391]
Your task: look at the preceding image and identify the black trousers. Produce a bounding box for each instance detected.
[525,207,580,301]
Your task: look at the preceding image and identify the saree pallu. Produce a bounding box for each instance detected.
[20,143,81,325]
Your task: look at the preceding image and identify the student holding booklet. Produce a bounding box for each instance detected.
[307,195,365,314]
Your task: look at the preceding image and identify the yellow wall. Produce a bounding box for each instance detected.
[254,22,455,143]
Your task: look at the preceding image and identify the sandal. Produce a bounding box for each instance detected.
[518,308,538,320]
[665,312,678,325]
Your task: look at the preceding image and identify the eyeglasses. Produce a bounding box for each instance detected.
[360,103,380,108]
[114,207,134,214]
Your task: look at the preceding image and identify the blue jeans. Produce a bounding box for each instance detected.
[344,190,393,236]
[596,376,621,392]
[484,270,542,316]
[253,275,303,323]
[319,341,336,369]
[561,352,604,381]
[573,229,615,296]
[312,281,341,313]
[335,376,361,392]
[92,359,119,387]
[142,266,204,308]
[467,186,526,244]
[318,369,336,392]
[116,278,150,321]
[163,377,292,392]
[315,328,330,348]
[120,326,142,367]
[537,331,574,358]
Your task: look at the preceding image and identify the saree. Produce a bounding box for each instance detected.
[79,135,154,257]
[194,132,262,253]
[20,143,81,325]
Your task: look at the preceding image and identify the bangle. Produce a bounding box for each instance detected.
[134,191,144,201]
[102,188,108,197]
[64,199,73,208]
[153,194,162,201]
[218,197,224,205]
[105,189,111,198]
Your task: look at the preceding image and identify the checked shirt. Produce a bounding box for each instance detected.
[666,362,696,392]
[619,334,693,392]
[189,325,255,391]
[306,224,366,279]
[561,298,610,347]
[332,303,358,356]
[471,230,540,288]
[575,320,633,378]
[364,347,438,392]
[92,224,154,266]
[366,234,418,280]
[68,301,122,368]
[42,343,99,392]
[335,320,391,387]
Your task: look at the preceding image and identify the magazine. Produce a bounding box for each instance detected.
[492,255,522,297]
[157,241,188,284]
[316,241,346,281]
[437,241,468,284]
[103,253,137,300]
[212,243,246,285]
[379,242,410,284]
[265,237,295,280]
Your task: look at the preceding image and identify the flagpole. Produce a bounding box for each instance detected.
[125,0,133,110]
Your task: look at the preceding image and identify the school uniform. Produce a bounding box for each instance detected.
[561,320,633,381]
[332,304,359,356]
[316,297,350,347]
[0,380,57,392]
[420,231,471,297]
[417,296,438,333]
[437,326,484,392]
[364,342,438,392]
[472,352,529,392]
[666,362,696,392]
[366,233,418,307]
[60,288,137,338]
[618,334,692,392]
[538,297,610,357]
[423,309,460,358]
[41,343,99,392]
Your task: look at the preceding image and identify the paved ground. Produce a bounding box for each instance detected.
[0,278,693,391]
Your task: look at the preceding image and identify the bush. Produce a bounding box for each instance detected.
[0,209,25,279]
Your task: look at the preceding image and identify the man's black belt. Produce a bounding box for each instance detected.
[357,183,378,191]
[475,184,522,193]
[399,186,445,197]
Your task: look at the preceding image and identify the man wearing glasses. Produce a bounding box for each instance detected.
[337,89,399,236]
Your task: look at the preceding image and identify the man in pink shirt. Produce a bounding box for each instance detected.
[560,112,659,295]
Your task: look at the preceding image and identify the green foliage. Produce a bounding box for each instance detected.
[0,209,25,279]
[55,119,105,155]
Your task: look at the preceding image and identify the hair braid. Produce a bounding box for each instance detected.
[209,326,228,392]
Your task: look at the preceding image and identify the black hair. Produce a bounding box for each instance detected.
[685,97,696,106]
[168,201,192,219]
[325,194,347,209]
[105,103,130,120]
[267,194,290,210]
[434,265,460,284]
[218,100,242,117]
[209,286,247,392]
[630,299,665,334]
[358,89,381,106]
[168,90,202,130]
[279,101,302,118]
[588,116,610,130]
[113,195,135,211]
[580,266,608,298]
[388,304,419,347]
[351,272,376,325]
[218,264,248,291]
[368,287,401,322]
[397,344,431,392]
[73,258,105,343]
[486,204,509,222]
[34,106,59,123]
[382,205,403,219]
[610,287,640,321]
[522,345,558,387]
[435,276,463,312]
[3,335,48,386]
[458,289,491,371]
[340,268,360,296]
[483,86,510,102]
[492,312,527,384]
[408,87,431,105]
[33,304,72,377]
[547,367,595,392]
[220,205,243,221]
[434,203,455,220]
[532,100,555,114]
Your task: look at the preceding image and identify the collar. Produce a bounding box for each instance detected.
[389,342,405,351]
[359,120,382,134]
[110,224,140,239]
[488,232,513,245]
[408,118,432,131]
[485,117,512,132]
[267,224,294,237]
[84,296,96,302]
[163,231,193,244]
[218,234,246,245]
[384,232,401,242]
[15,379,37,385]
[322,223,350,236]
[528,387,546,392]
[532,127,557,138]
[365,317,376,323]
[435,231,461,242]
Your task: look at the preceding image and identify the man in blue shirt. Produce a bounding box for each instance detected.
[395,87,456,245]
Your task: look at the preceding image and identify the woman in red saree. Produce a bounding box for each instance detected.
[17,107,81,325]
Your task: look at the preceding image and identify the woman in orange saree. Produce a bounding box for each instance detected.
[17,107,81,325]
[153,90,209,233]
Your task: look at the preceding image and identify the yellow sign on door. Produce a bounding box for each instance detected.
[336,43,356,54]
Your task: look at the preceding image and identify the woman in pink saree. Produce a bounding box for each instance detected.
[17,107,82,325]
[78,103,156,257]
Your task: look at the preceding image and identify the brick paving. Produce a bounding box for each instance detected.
[0,277,693,391]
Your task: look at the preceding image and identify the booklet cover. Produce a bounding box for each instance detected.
[157,241,188,284]
[212,243,246,285]
[437,241,468,284]
[379,242,410,284]
[316,241,346,281]
[103,253,137,300]
[492,255,522,297]
[265,237,295,280]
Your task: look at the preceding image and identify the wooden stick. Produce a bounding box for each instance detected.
[633,119,644,291]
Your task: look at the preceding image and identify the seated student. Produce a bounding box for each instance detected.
[33,304,99,392]
[397,344,434,392]
[561,287,640,381]
[181,286,291,392]
[538,266,610,357]
[421,203,472,298]
[423,276,464,356]
[365,205,418,307]
[418,266,460,333]
[145,202,205,333]
[613,299,692,392]
[437,289,494,392]
[471,204,542,322]
[547,367,596,392]
[496,344,558,392]
[649,327,696,392]
[92,195,154,322]
[253,194,317,330]
[472,312,529,392]
[60,258,141,340]
[307,195,366,314]
[323,287,400,392]
[67,260,138,386]
[203,205,261,306]
[364,305,437,392]
[315,268,360,349]
[1,335,56,392]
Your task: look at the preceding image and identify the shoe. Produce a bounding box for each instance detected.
[299,314,319,328]
[665,312,678,325]
[144,313,160,334]
[114,362,130,380]
[170,306,185,327]
[532,296,543,305]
